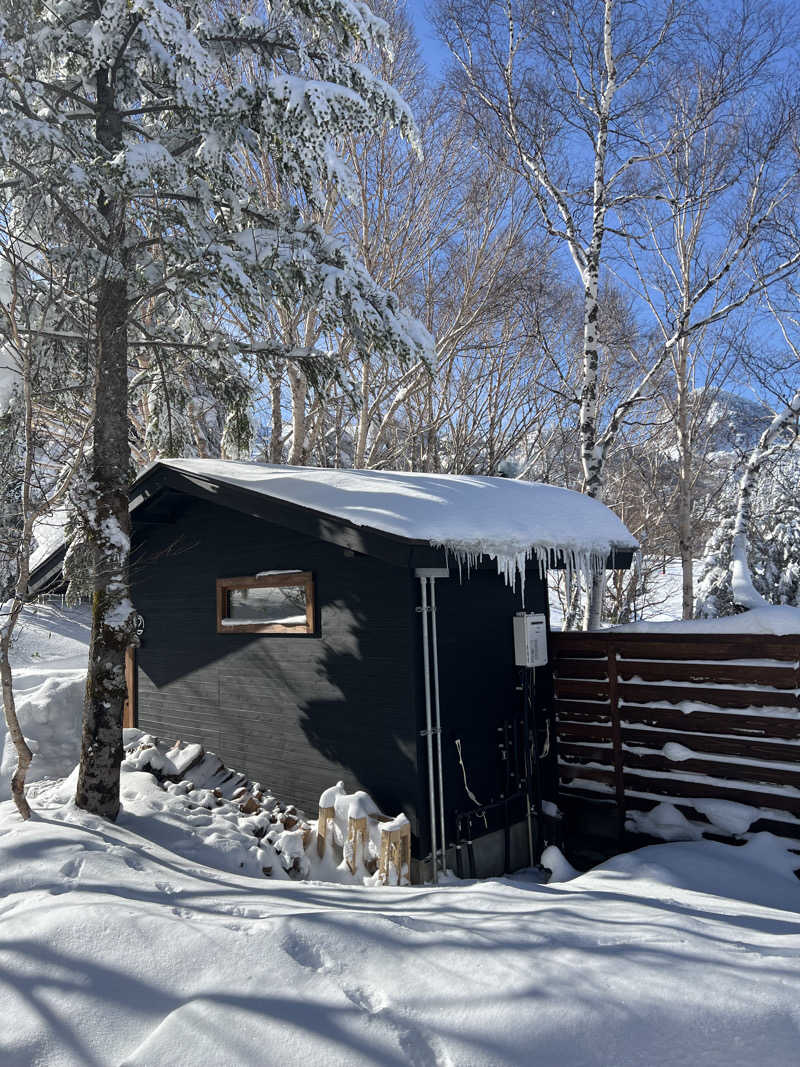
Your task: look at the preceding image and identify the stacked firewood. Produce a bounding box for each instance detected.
[124,734,312,879]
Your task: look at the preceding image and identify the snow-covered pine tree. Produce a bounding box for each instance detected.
[696,446,800,616]
[0,0,432,818]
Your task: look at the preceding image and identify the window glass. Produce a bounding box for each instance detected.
[217,572,314,634]
[225,584,307,628]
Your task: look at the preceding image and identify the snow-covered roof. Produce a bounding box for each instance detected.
[156,458,637,585]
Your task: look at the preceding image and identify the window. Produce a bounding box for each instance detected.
[216,572,315,635]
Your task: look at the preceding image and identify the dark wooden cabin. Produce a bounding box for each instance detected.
[30,458,636,878]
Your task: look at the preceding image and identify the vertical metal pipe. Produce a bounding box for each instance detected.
[419,576,438,883]
[522,669,534,868]
[429,577,447,874]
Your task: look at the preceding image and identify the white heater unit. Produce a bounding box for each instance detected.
[513,612,548,668]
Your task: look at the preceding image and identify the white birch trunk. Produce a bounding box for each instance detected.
[287,363,307,466]
[674,337,694,619]
[354,360,371,469]
[0,332,36,820]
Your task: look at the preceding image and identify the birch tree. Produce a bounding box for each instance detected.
[623,0,799,617]
[0,220,90,818]
[437,0,685,626]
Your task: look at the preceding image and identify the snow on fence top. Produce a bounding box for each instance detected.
[610,605,800,636]
[157,458,638,589]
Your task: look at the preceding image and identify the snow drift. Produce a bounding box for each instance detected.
[1,789,799,1066]
[0,603,89,800]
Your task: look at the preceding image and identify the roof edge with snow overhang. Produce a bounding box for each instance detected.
[28,459,638,594]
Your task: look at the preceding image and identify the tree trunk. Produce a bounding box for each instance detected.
[287,363,307,465]
[75,62,133,820]
[269,373,283,463]
[0,636,32,820]
[354,360,370,468]
[578,0,617,631]
[674,337,694,618]
[0,293,37,820]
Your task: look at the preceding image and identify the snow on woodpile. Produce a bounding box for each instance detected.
[116,734,408,886]
[120,733,316,880]
[158,458,638,589]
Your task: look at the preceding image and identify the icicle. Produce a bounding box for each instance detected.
[431,537,616,604]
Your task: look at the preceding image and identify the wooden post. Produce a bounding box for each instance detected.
[317,804,335,857]
[122,646,135,730]
[607,636,626,839]
[346,815,368,874]
[378,822,411,885]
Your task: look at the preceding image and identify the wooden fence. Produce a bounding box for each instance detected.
[551,631,800,849]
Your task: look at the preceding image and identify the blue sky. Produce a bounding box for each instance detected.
[398,0,796,401]
[405,0,449,75]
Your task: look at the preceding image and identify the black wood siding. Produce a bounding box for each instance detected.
[131,495,423,839]
[410,567,553,856]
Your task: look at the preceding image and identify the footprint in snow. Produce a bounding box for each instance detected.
[282,933,335,974]
[342,984,388,1015]
[396,1027,448,1067]
[218,903,267,920]
[51,855,84,892]
[387,915,443,935]
[340,983,445,1067]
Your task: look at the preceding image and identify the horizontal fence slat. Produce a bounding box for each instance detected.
[618,682,798,710]
[557,721,614,741]
[621,725,800,764]
[555,700,612,722]
[619,750,800,790]
[620,772,800,815]
[552,632,800,661]
[554,678,611,702]
[616,659,799,690]
[560,768,800,815]
[618,705,800,739]
[550,634,612,657]
[559,764,617,786]
[610,634,800,662]
[621,799,800,842]
[558,742,615,764]
[553,657,610,680]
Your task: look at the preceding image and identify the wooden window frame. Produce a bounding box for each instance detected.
[216,572,316,635]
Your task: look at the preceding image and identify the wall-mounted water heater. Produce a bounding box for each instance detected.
[513,612,549,668]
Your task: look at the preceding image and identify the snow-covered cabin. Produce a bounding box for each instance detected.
[30,459,637,878]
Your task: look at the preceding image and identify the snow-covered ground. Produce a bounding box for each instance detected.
[3,606,800,1064]
[2,787,799,1066]
[0,603,90,800]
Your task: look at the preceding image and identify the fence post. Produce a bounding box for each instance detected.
[607,636,626,839]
